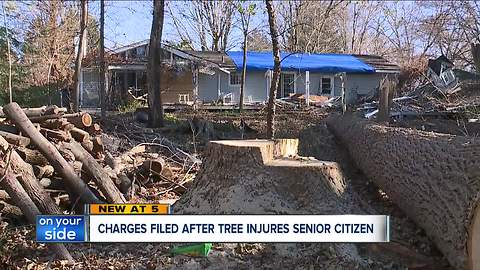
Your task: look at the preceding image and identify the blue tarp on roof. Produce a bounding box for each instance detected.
[226,51,376,73]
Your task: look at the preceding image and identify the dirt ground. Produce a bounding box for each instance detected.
[0,107,458,269]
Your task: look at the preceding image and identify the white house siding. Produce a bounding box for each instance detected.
[199,70,267,103]
[344,73,386,104]
[198,69,389,105]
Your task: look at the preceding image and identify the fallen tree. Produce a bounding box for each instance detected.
[326,114,480,270]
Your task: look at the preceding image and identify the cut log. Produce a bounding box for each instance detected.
[68,113,92,128]
[81,139,94,152]
[3,102,100,204]
[0,164,73,262]
[0,124,18,134]
[44,105,67,115]
[0,190,10,201]
[117,173,132,194]
[33,165,54,178]
[28,112,83,123]
[40,128,71,142]
[92,136,104,159]
[141,158,165,176]
[70,127,90,143]
[40,118,68,130]
[61,141,126,203]
[0,130,30,147]
[58,147,75,162]
[17,148,49,166]
[87,123,102,135]
[326,114,480,270]
[21,106,47,117]
[92,136,104,153]
[0,106,48,117]
[0,136,60,215]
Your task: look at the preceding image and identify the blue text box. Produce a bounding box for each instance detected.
[36,215,86,243]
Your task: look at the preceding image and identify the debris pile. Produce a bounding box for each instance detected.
[0,102,200,260]
[359,81,480,120]
[277,94,341,109]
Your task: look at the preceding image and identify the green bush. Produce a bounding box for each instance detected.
[117,99,146,113]
[0,86,60,107]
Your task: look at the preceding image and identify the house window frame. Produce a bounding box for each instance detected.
[320,76,334,96]
[229,71,241,86]
[280,71,296,97]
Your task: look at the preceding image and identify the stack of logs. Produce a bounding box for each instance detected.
[0,103,127,262]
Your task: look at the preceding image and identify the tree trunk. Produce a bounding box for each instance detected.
[175,139,358,217]
[377,78,390,122]
[265,0,281,139]
[62,141,126,203]
[72,0,88,112]
[17,148,49,166]
[239,32,247,112]
[99,0,106,119]
[70,127,90,143]
[0,136,60,215]
[147,0,165,128]
[0,165,74,262]
[471,43,480,74]
[3,103,100,204]
[0,131,30,147]
[326,114,480,270]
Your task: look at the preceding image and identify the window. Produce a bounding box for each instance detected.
[229,72,241,85]
[178,94,190,104]
[320,77,333,95]
[277,73,295,98]
[440,69,455,85]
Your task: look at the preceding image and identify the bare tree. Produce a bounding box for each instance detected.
[277,0,345,53]
[2,2,12,103]
[247,29,271,51]
[167,0,235,51]
[72,0,87,112]
[237,1,256,112]
[147,0,165,127]
[99,0,105,118]
[265,0,280,139]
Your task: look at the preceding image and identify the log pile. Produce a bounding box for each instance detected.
[0,103,201,260]
[0,103,127,261]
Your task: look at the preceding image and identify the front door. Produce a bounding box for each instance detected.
[277,72,295,98]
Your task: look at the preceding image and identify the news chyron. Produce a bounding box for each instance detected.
[36,204,390,243]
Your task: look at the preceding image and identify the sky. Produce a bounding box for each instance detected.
[89,0,266,51]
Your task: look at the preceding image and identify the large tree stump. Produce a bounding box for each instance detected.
[175,139,359,215]
[326,114,480,270]
[3,103,100,204]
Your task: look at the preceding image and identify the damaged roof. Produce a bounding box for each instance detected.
[353,54,400,73]
[184,51,236,69]
[101,40,400,74]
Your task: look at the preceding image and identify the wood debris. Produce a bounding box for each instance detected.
[0,102,199,261]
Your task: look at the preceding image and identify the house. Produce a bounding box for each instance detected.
[427,55,480,95]
[79,40,400,109]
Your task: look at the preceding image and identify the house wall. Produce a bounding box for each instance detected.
[198,70,387,105]
[80,69,101,108]
[198,70,268,103]
[160,68,194,104]
[344,73,386,103]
